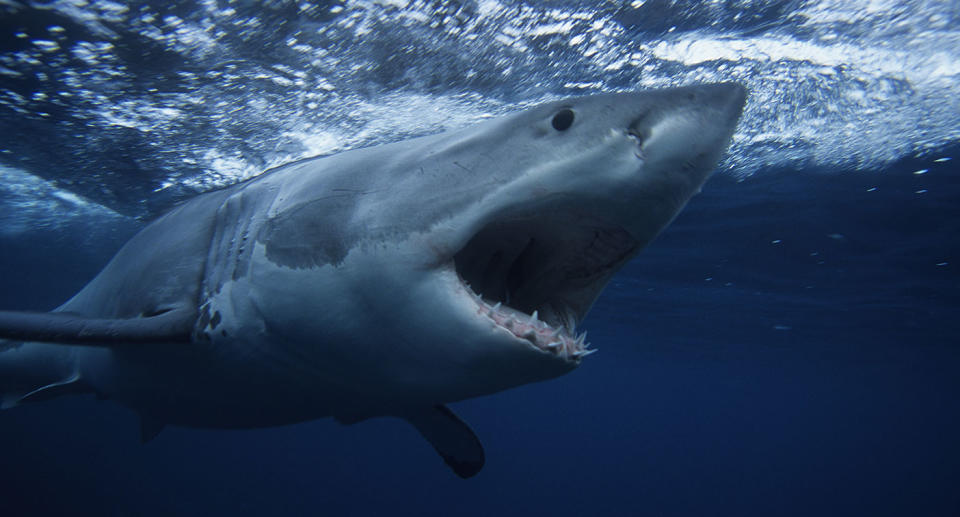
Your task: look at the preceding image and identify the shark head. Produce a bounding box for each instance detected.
[218,83,747,410]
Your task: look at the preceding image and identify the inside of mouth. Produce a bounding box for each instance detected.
[452,211,639,358]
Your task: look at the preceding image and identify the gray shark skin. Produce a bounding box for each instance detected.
[0,83,746,478]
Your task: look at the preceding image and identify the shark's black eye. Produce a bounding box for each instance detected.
[551,109,575,131]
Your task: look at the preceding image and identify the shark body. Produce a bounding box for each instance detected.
[0,83,747,477]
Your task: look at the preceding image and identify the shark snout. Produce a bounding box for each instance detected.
[710,81,748,124]
[627,82,746,154]
[679,81,748,129]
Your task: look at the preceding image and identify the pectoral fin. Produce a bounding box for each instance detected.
[0,307,194,346]
[404,405,485,479]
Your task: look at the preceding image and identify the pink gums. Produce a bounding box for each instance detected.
[472,297,592,361]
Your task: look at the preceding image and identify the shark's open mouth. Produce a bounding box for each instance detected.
[452,211,640,361]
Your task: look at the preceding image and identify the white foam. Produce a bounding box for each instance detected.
[1,0,957,223]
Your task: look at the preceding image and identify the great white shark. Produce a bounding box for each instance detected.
[0,83,746,478]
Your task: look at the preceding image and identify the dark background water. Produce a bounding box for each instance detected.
[1,148,957,516]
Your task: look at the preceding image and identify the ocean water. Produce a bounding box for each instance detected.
[1,1,958,516]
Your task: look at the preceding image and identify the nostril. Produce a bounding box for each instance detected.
[627,130,646,159]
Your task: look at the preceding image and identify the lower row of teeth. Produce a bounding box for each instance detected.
[479,301,596,359]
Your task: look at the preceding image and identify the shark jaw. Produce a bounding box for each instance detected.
[451,210,639,364]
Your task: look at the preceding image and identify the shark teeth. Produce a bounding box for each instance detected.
[470,292,594,362]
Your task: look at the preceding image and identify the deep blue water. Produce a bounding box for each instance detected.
[1,151,957,516]
[2,1,959,515]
